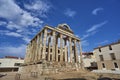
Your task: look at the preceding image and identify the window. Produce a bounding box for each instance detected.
[109,45,112,50]
[110,53,116,60]
[99,55,104,61]
[102,63,105,68]
[14,63,21,66]
[114,62,118,68]
[99,48,101,52]
[91,62,97,67]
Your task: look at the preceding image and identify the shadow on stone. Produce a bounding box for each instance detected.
[0,73,7,78]
[97,77,112,80]
[60,78,86,80]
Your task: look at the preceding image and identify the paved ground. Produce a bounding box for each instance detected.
[0,72,17,80]
[0,71,120,80]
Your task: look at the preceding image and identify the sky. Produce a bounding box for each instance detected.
[0,0,120,58]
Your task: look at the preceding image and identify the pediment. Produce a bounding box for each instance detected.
[57,23,73,34]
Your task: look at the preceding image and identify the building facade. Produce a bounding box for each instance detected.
[82,52,97,70]
[0,56,24,72]
[19,24,83,74]
[94,41,120,70]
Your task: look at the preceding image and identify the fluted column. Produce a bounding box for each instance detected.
[65,46,68,62]
[35,37,38,62]
[31,40,34,62]
[69,37,72,63]
[52,31,56,61]
[29,43,32,62]
[33,39,36,62]
[42,29,47,60]
[78,41,84,69]
[64,39,67,62]
[30,43,33,62]
[39,32,43,60]
[48,34,51,61]
[36,36,39,62]
[74,39,78,63]
[24,45,29,63]
[60,34,63,62]
[28,45,31,63]
[37,34,40,61]
[55,37,58,62]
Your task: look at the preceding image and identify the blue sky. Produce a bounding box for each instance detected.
[0,0,120,58]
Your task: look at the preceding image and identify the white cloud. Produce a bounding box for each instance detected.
[92,8,103,15]
[0,0,44,30]
[6,32,22,37]
[22,37,31,43]
[86,21,108,33]
[0,30,32,43]
[81,34,89,40]
[0,30,22,37]
[0,44,26,57]
[64,9,76,17]
[75,35,80,38]
[24,0,51,17]
[81,40,89,46]
[81,21,108,40]
[0,21,7,25]
[81,31,97,40]
[0,0,51,43]
[97,40,109,45]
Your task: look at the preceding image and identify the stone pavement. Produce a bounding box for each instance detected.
[0,71,120,80]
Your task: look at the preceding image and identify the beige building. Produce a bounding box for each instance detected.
[0,56,24,72]
[19,24,83,75]
[94,41,120,71]
[82,52,97,70]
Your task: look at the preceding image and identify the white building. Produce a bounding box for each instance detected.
[94,40,120,71]
[0,56,24,72]
[82,52,97,70]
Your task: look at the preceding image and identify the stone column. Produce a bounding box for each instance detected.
[78,41,84,69]
[64,39,68,62]
[60,34,63,62]
[55,37,58,62]
[39,32,43,60]
[48,34,51,61]
[52,31,56,61]
[28,45,31,63]
[31,40,34,62]
[36,36,39,62]
[37,34,40,61]
[69,37,72,63]
[35,38,38,62]
[74,39,78,63]
[33,40,35,62]
[30,43,33,62]
[24,45,29,63]
[35,36,39,62]
[42,28,47,60]
[29,43,31,62]
[33,39,36,62]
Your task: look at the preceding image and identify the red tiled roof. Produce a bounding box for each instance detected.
[5,56,24,59]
